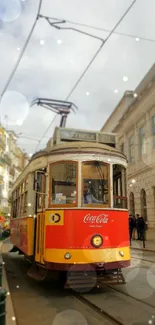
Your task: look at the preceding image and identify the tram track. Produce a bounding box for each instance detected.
[2,244,155,325]
[74,294,126,325]
[107,285,155,309]
[131,256,155,264]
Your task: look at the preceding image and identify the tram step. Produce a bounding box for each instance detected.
[65,270,125,289]
[27,263,48,281]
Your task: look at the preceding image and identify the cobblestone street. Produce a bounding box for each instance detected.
[2,240,155,325]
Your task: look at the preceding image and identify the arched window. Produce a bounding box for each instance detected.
[140,189,147,221]
[129,192,135,216]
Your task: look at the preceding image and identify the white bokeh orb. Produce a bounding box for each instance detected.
[0,0,22,22]
[147,264,155,290]
[0,91,29,126]
[53,310,88,325]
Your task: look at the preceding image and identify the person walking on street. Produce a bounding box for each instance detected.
[136,214,141,240]
[132,216,137,240]
[136,214,146,240]
[139,216,146,241]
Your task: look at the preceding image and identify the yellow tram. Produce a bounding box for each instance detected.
[10,127,130,289]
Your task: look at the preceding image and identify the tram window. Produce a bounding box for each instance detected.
[82,161,109,206]
[36,172,46,210]
[50,162,77,206]
[113,164,127,209]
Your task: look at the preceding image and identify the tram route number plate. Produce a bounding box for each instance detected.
[47,210,64,226]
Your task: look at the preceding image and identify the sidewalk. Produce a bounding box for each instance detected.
[130,239,155,252]
[0,239,17,325]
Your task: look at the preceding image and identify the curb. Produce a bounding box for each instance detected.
[131,246,155,253]
[1,239,17,325]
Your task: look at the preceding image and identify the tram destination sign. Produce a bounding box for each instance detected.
[98,133,115,144]
[54,128,116,146]
[60,129,96,142]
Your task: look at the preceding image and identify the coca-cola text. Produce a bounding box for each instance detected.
[83,214,109,224]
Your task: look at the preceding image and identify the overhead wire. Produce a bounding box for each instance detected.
[40,13,155,44]
[0,0,43,99]
[43,16,104,42]
[37,0,137,151]
[0,0,138,152]
[34,114,58,152]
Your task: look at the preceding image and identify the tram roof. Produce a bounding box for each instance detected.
[11,139,126,192]
[31,140,126,161]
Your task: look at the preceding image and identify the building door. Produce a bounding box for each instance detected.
[140,189,147,221]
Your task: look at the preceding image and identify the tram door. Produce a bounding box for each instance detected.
[34,170,46,264]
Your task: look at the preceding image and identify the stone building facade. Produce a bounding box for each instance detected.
[101,64,155,240]
[0,127,29,216]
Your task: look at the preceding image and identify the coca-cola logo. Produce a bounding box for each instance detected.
[83,214,109,224]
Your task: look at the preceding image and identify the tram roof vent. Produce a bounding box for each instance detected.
[52,127,116,148]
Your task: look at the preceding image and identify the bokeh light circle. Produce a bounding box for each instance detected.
[125,267,155,300]
[125,266,140,283]
[0,0,22,22]
[53,310,88,325]
[147,263,155,290]
[0,91,29,126]
[66,264,97,293]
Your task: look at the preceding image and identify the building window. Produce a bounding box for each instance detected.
[152,116,155,147]
[129,192,135,215]
[129,135,135,162]
[140,188,147,221]
[139,127,145,156]
[50,161,77,206]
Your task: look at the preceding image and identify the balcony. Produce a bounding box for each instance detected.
[3,154,11,165]
[9,166,15,177]
[0,156,5,165]
[14,164,22,172]
[0,137,5,150]
[9,181,14,188]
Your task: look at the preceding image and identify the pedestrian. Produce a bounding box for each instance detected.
[136,214,146,240]
[132,216,137,240]
[129,214,134,245]
[138,215,146,241]
[136,214,141,240]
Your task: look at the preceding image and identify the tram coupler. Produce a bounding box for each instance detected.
[0,287,6,325]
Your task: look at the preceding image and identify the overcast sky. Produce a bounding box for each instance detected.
[0,0,155,154]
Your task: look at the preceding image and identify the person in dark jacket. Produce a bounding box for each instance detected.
[132,216,137,240]
[136,214,145,240]
[129,214,134,245]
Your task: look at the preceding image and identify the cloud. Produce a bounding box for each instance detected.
[0,0,155,153]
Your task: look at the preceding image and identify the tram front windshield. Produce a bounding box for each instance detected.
[82,161,109,206]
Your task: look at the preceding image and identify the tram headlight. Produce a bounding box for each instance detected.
[119,251,124,257]
[64,252,72,260]
[91,235,103,248]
